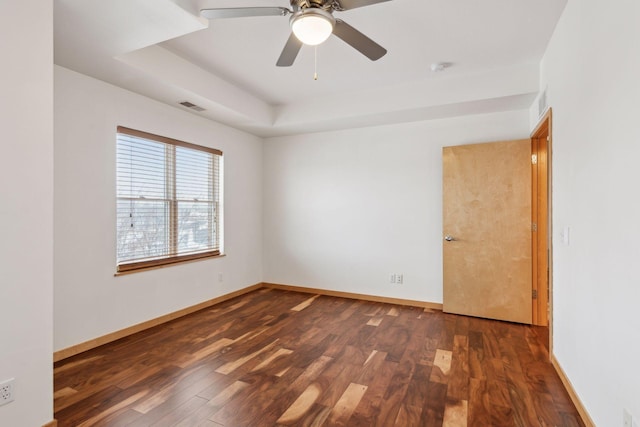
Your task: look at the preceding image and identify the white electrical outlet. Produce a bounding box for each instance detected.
[390,273,403,284]
[623,408,633,427]
[0,378,15,406]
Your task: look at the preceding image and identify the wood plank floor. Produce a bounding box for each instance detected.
[54,288,584,426]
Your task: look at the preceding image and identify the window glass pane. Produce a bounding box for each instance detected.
[177,201,215,253]
[176,146,212,201]
[116,127,222,270]
[117,199,169,262]
[117,136,167,199]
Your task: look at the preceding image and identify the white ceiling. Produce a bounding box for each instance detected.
[54,0,567,137]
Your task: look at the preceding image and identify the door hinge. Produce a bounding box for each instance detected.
[532,222,538,232]
[547,136,550,142]
[532,289,538,299]
[531,154,538,165]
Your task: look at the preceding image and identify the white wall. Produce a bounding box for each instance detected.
[263,111,529,303]
[539,1,640,425]
[0,2,54,426]
[54,66,263,351]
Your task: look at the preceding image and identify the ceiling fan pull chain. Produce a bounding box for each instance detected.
[314,45,319,80]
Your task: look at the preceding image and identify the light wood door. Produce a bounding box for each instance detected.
[443,140,532,324]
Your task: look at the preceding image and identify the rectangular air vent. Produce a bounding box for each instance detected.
[179,101,206,112]
[538,88,548,118]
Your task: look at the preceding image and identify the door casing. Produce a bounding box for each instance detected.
[531,109,552,329]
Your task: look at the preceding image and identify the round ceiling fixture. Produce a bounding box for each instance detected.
[291,8,335,46]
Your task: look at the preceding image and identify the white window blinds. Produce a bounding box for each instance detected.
[116,126,222,272]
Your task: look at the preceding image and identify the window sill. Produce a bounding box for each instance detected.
[114,253,226,276]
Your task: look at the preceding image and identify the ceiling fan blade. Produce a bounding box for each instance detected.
[336,0,391,11]
[333,20,387,61]
[200,7,290,19]
[276,33,303,67]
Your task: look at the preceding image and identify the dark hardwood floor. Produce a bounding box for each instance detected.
[54,288,584,426]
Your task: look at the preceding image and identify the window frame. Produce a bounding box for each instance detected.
[115,126,223,274]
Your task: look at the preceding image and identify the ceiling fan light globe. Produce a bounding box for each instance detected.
[291,13,334,45]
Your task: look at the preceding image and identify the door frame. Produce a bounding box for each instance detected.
[531,109,553,333]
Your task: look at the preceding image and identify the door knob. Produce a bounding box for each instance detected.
[444,235,455,241]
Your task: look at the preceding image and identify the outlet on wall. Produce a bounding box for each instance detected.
[0,378,15,406]
[623,408,636,427]
[389,273,403,284]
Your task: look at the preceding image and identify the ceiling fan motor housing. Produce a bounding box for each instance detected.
[291,0,337,11]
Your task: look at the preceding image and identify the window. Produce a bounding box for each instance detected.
[116,126,222,273]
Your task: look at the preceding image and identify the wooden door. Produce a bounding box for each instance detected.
[443,140,532,324]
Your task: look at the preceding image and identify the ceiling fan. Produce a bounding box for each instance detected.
[200,0,391,67]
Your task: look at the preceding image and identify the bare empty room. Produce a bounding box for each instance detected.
[2,1,640,426]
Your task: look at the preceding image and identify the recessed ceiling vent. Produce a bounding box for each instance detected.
[179,101,206,112]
